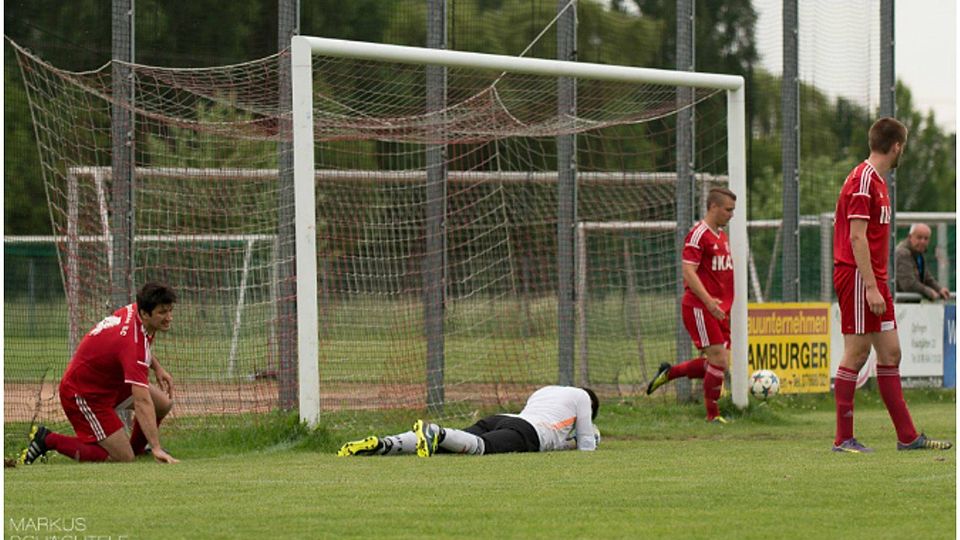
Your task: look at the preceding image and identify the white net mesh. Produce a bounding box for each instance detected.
[10,40,729,427]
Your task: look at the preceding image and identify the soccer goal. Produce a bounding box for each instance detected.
[291,36,749,425]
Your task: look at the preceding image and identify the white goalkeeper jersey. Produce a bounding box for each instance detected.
[507,386,596,452]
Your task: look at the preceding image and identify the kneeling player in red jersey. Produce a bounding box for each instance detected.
[19,282,180,464]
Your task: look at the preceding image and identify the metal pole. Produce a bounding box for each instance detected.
[937,222,949,289]
[556,0,577,386]
[291,37,321,427]
[820,213,833,302]
[674,0,694,401]
[277,0,299,409]
[67,172,81,353]
[28,257,36,337]
[111,0,135,309]
[781,0,800,301]
[728,86,749,410]
[425,0,447,412]
[880,0,897,289]
[302,37,742,89]
[576,225,588,385]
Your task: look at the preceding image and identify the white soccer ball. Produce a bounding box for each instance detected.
[750,369,780,399]
[566,426,601,448]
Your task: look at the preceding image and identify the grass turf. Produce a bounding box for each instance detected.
[4,390,955,539]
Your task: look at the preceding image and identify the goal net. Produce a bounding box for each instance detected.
[10,43,292,431]
[9,36,746,431]
[291,37,748,422]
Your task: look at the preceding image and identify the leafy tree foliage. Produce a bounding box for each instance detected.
[4,0,954,235]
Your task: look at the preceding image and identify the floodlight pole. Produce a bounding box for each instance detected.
[674,0,695,402]
[424,0,448,413]
[277,0,300,411]
[111,0,135,309]
[880,0,897,290]
[782,0,800,301]
[557,0,577,386]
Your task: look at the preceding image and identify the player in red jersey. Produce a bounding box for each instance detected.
[18,283,181,464]
[646,187,736,423]
[831,117,951,453]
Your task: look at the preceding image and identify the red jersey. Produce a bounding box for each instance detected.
[833,161,892,281]
[681,221,734,312]
[60,303,153,405]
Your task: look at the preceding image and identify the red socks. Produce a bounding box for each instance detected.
[669,358,722,420]
[703,362,725,420]
[835,364,920,446]
[833,366,858,445]
[668,357,707,380]
[45,432,110,462]
[44,413,167,461]
[876,365,919,444]
[129,416,164,455]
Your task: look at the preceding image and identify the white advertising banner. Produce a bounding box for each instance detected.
[830,303,944,378]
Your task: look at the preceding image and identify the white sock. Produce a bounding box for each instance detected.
[438,428,485,455]
[380,431,417,455]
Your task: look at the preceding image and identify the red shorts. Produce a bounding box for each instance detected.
[834,265,896,334]
[682,304,731,349]
[60,391,125,443]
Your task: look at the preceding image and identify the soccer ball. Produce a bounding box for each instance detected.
[566,426,601,449]
[750,369,780,399]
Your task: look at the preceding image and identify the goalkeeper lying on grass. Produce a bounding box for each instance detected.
[338,385,600,457]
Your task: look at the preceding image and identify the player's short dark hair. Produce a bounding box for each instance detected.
[868,117,908,153]
[706,187,737,210]
[137,282,177,315]
[581,387,600,420]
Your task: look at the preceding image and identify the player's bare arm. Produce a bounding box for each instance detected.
[682,263,724,320]
[849,219,885,315]
[132,384,179,463]
[151,357,175,400]
[140,300,176,399]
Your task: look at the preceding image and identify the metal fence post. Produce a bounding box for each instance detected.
[937,222,949,289]
[781,0,800,301]
[674,0,694,401]
[111,0,135,309]
[556,0,577,386]
[820,213,833,302]
[425,0,448,412]
[880,0,897,289]
[277,0,299,409]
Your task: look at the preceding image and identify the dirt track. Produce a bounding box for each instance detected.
[4,380,578,423]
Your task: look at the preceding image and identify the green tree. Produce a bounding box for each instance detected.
[894,81,957,212]
[630,0,759,75]
[5,0,955,237]
[4,54,49,234]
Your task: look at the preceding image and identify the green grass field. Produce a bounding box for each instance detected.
[5,390,955,539]
[4,295,678,385]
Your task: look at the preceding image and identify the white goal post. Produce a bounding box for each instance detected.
[291,36,749,425]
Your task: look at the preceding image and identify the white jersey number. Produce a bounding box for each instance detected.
[89,315,122,336]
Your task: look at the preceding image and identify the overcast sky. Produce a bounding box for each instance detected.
[894,0,956,131]
[752,0,956,132]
